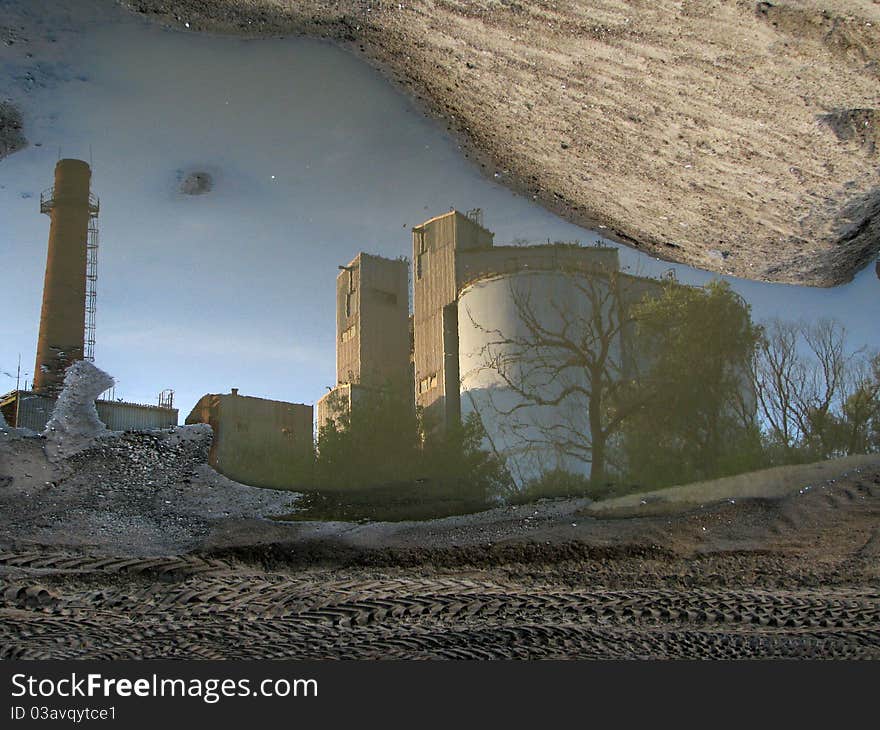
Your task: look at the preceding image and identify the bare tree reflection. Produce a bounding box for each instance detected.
[756,319,880,460]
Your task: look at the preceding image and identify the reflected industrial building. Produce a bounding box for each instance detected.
[316,252,410,432]
[411,210,630,434]
[309,209,739,490]
[4,162,754,491]
[185,390,312,489]
[457,254,666,486]
[409,210,687,486]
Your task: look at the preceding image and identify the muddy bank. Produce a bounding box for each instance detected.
[120,0,880,286]
[2,419,879,657]
[2,459,879,658]
[203,456,880,566]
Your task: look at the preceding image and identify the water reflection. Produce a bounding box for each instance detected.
[294,211,878,519]
[1,1,878,521]
[462,265,878,498]
[1,0,877,418]
[459,258,760,491]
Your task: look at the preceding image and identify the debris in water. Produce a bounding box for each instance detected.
[178,170,213,195]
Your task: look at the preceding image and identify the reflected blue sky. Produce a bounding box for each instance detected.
[1,1,877,419]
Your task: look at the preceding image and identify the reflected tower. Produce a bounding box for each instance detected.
[32,159,99,395]
[315,252,411,432]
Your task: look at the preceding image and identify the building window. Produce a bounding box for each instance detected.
[415,231,427,280]
[341,323,357,343]
[345,268,357,316]
[417,373,438,395]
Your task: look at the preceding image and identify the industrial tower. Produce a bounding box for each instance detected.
[315,252,411,432]
[33,159,99,395]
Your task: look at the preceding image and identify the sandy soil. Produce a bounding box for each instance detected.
[119,0,880,286]
[2,425,879,658]
[587,453,880,516]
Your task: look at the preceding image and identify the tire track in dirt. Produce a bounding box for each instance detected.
[2,552,878,659]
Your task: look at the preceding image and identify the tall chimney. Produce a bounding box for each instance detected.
[33,159,93,395]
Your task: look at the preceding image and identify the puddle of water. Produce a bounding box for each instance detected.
[0,1,877,504]
[277,487,493,523]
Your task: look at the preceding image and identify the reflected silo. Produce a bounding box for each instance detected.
[33,159,97,395]
[457,270,621,488]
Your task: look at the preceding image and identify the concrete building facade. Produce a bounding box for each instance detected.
[185,390,313,489]
[335,252,410,389]
[315,382,369,433]
[317,212,624,440]
[411,210,493,431]
[317,253,410,434]
[410,210,622,434]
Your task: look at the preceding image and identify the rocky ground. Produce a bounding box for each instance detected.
[1,422,879,659]
[119,0,880,286]
[0,425,298,555]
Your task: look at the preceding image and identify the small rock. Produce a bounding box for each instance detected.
[179,170,213,195]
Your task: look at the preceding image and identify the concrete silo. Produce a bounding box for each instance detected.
[33,159,98,395]
[457,268,624,489]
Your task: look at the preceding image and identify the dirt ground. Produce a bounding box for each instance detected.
[2,425,879,659]
[119,0,880,287]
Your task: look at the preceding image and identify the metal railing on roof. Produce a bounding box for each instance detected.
[39,187,100,216]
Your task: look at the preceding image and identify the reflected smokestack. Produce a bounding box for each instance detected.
[33,159,95,395]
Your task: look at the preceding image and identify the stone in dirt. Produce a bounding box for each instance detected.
[819,108,880,154]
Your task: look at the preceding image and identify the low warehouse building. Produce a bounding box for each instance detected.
[185,389,313,489]
[1,389,178,432]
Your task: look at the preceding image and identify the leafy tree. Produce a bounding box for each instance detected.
[824,353,880,458]
[314,382,421,489]
[420,411,512,502]
[619,280,764,488]
[312,382,510,506]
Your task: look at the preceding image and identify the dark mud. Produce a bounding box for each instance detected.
[2,539,878,659]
